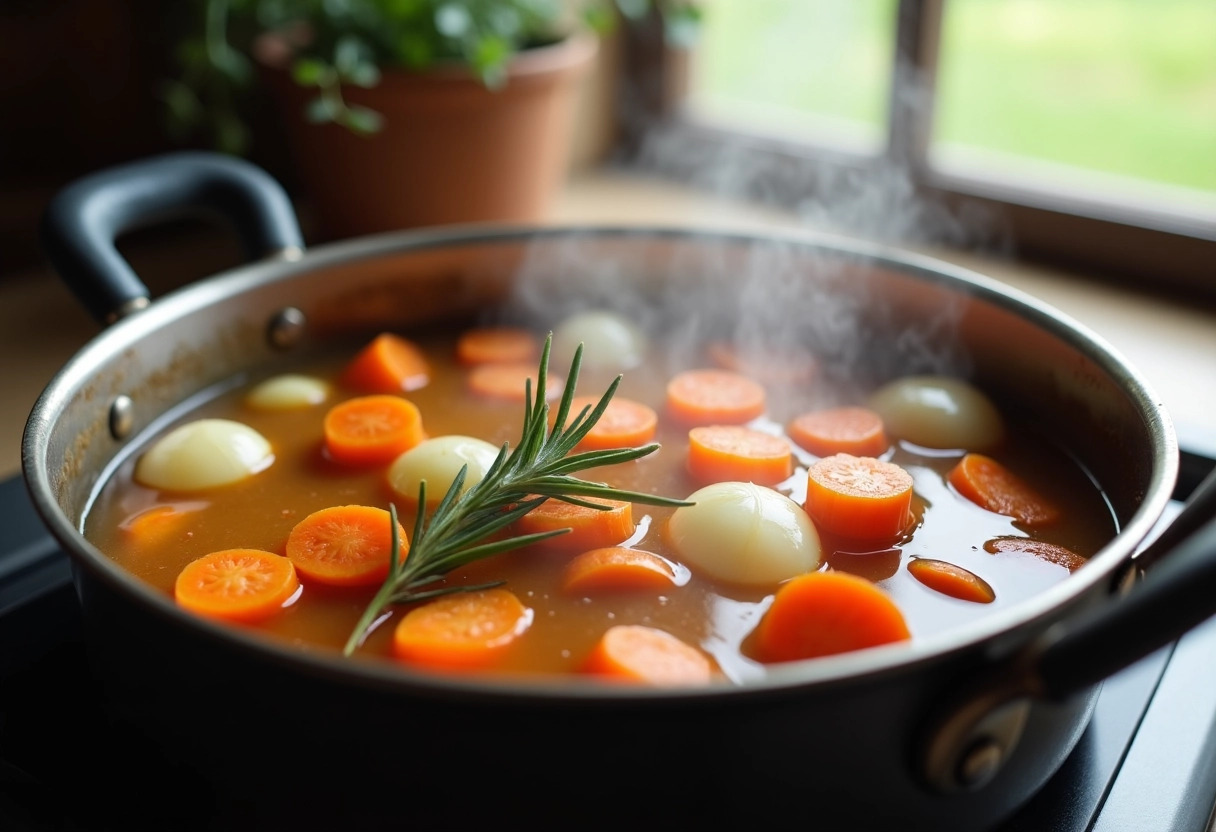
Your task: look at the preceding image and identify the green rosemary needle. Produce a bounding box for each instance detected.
[343,334,691,656]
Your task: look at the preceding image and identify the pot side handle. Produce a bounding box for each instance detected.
[40,151,304,325]
[1034,466,1216,699]
[920,466,1216,794]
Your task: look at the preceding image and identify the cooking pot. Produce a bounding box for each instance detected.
[22,152,1216,831]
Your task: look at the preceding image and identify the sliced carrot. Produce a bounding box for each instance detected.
[804,454,915,541]
[455,326,540,365]
[788,407,889,458]
[581,625,713,685]
[686,425,793,486]
[984,536,1086,572]
[561,547,679,595]
[340,332,430,394]
[907,558,995,604]
[948,453,1061,526]
[707,340,818,384]
[285,504,407,587]
[120,503,202,547]
[392,588,532,670]
[665,369,767,426]
[513,496,635,553]
[562,395,658,451]
[753,571,911,662]
[174,548,300,623]
[322,395,425,466]
[467,361,564,401]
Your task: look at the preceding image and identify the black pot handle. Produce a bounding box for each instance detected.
[40,151,304,325]
[1035,466,1216,698]
[921,464,1216,794]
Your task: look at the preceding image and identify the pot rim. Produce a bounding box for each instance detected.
[21,222,1179,703]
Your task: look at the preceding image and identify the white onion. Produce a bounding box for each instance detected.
[134,419,273,491]
[867,375,1005,451]
[666,482,822,586]
[552,311,647,371]
[245,374,331,410]
[387,435,501,503]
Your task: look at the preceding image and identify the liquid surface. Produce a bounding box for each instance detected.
[84,327,1117,684]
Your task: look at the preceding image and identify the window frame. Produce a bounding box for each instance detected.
[616,0,1216,300]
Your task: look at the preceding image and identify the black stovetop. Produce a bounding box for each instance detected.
[2,449,1215,832]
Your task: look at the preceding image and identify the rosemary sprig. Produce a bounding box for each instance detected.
[343,334,691,656]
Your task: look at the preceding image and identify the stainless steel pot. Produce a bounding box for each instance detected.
[22,153,1216,831]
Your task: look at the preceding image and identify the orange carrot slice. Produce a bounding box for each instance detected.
[174,548,299,623]
[455,326,540,365]
[804,454,914,541]
[687,425,793,485]
[984,536,1086,572]
[582,625,713,685]
[707,340,818,384]
[753,571,911,662]
[561,547,679,595]
[340,333,430,393]
[788,407,889,458]
[665,369,766,426]
[948,453,1061,525]
[467,361,564,401]
[285,505,407,587]
[120,503,202,548]
[513,496,635,553]
[392,588,533,670]
[563,395,658,451]
[907,558,995,604]
[323,395,425,466]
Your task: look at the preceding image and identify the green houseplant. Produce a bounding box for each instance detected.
[163,0,700,238]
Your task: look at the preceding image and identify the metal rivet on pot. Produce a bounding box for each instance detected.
[267,307,306,350]
[109,395,134,440]
[956,738,1004,790]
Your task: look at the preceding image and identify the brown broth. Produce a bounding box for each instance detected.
[83,328,1117,684]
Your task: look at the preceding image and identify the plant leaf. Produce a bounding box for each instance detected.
[340,105,385,134]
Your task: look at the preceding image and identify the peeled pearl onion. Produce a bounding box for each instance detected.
[868,375,1005,451]
[552,311,647,371]
[245,374,331,410]
[666,482,822,586]
[387,435,501,503]
[134,419,273,491]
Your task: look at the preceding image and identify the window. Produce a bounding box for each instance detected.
[619,0,1216,297]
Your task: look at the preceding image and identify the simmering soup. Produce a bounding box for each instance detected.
[83,317,1116,686]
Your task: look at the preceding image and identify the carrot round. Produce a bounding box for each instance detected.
[455,326,540,365]
[907,558,995,604]
[804,454,915,541]
[561,547,679,595]
[392,588,533,670]
[564,395,658,451]
[687,425,793,486]
[948,453,1061,526]
[665,369,766,426]
[285,505,407,587]
[513,496,635,553]
[707,340,818,384]
[120,504,198,548]
[581,625,713,685]
[754,571,911,662]
[323,395,426,466]
[788,407,889,458]
[174,548,300,623]
[984,536,1086,572]
[340,332,430,393]
[467,361,563,401]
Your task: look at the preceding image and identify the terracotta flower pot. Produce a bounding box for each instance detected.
[262,33,598,239]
